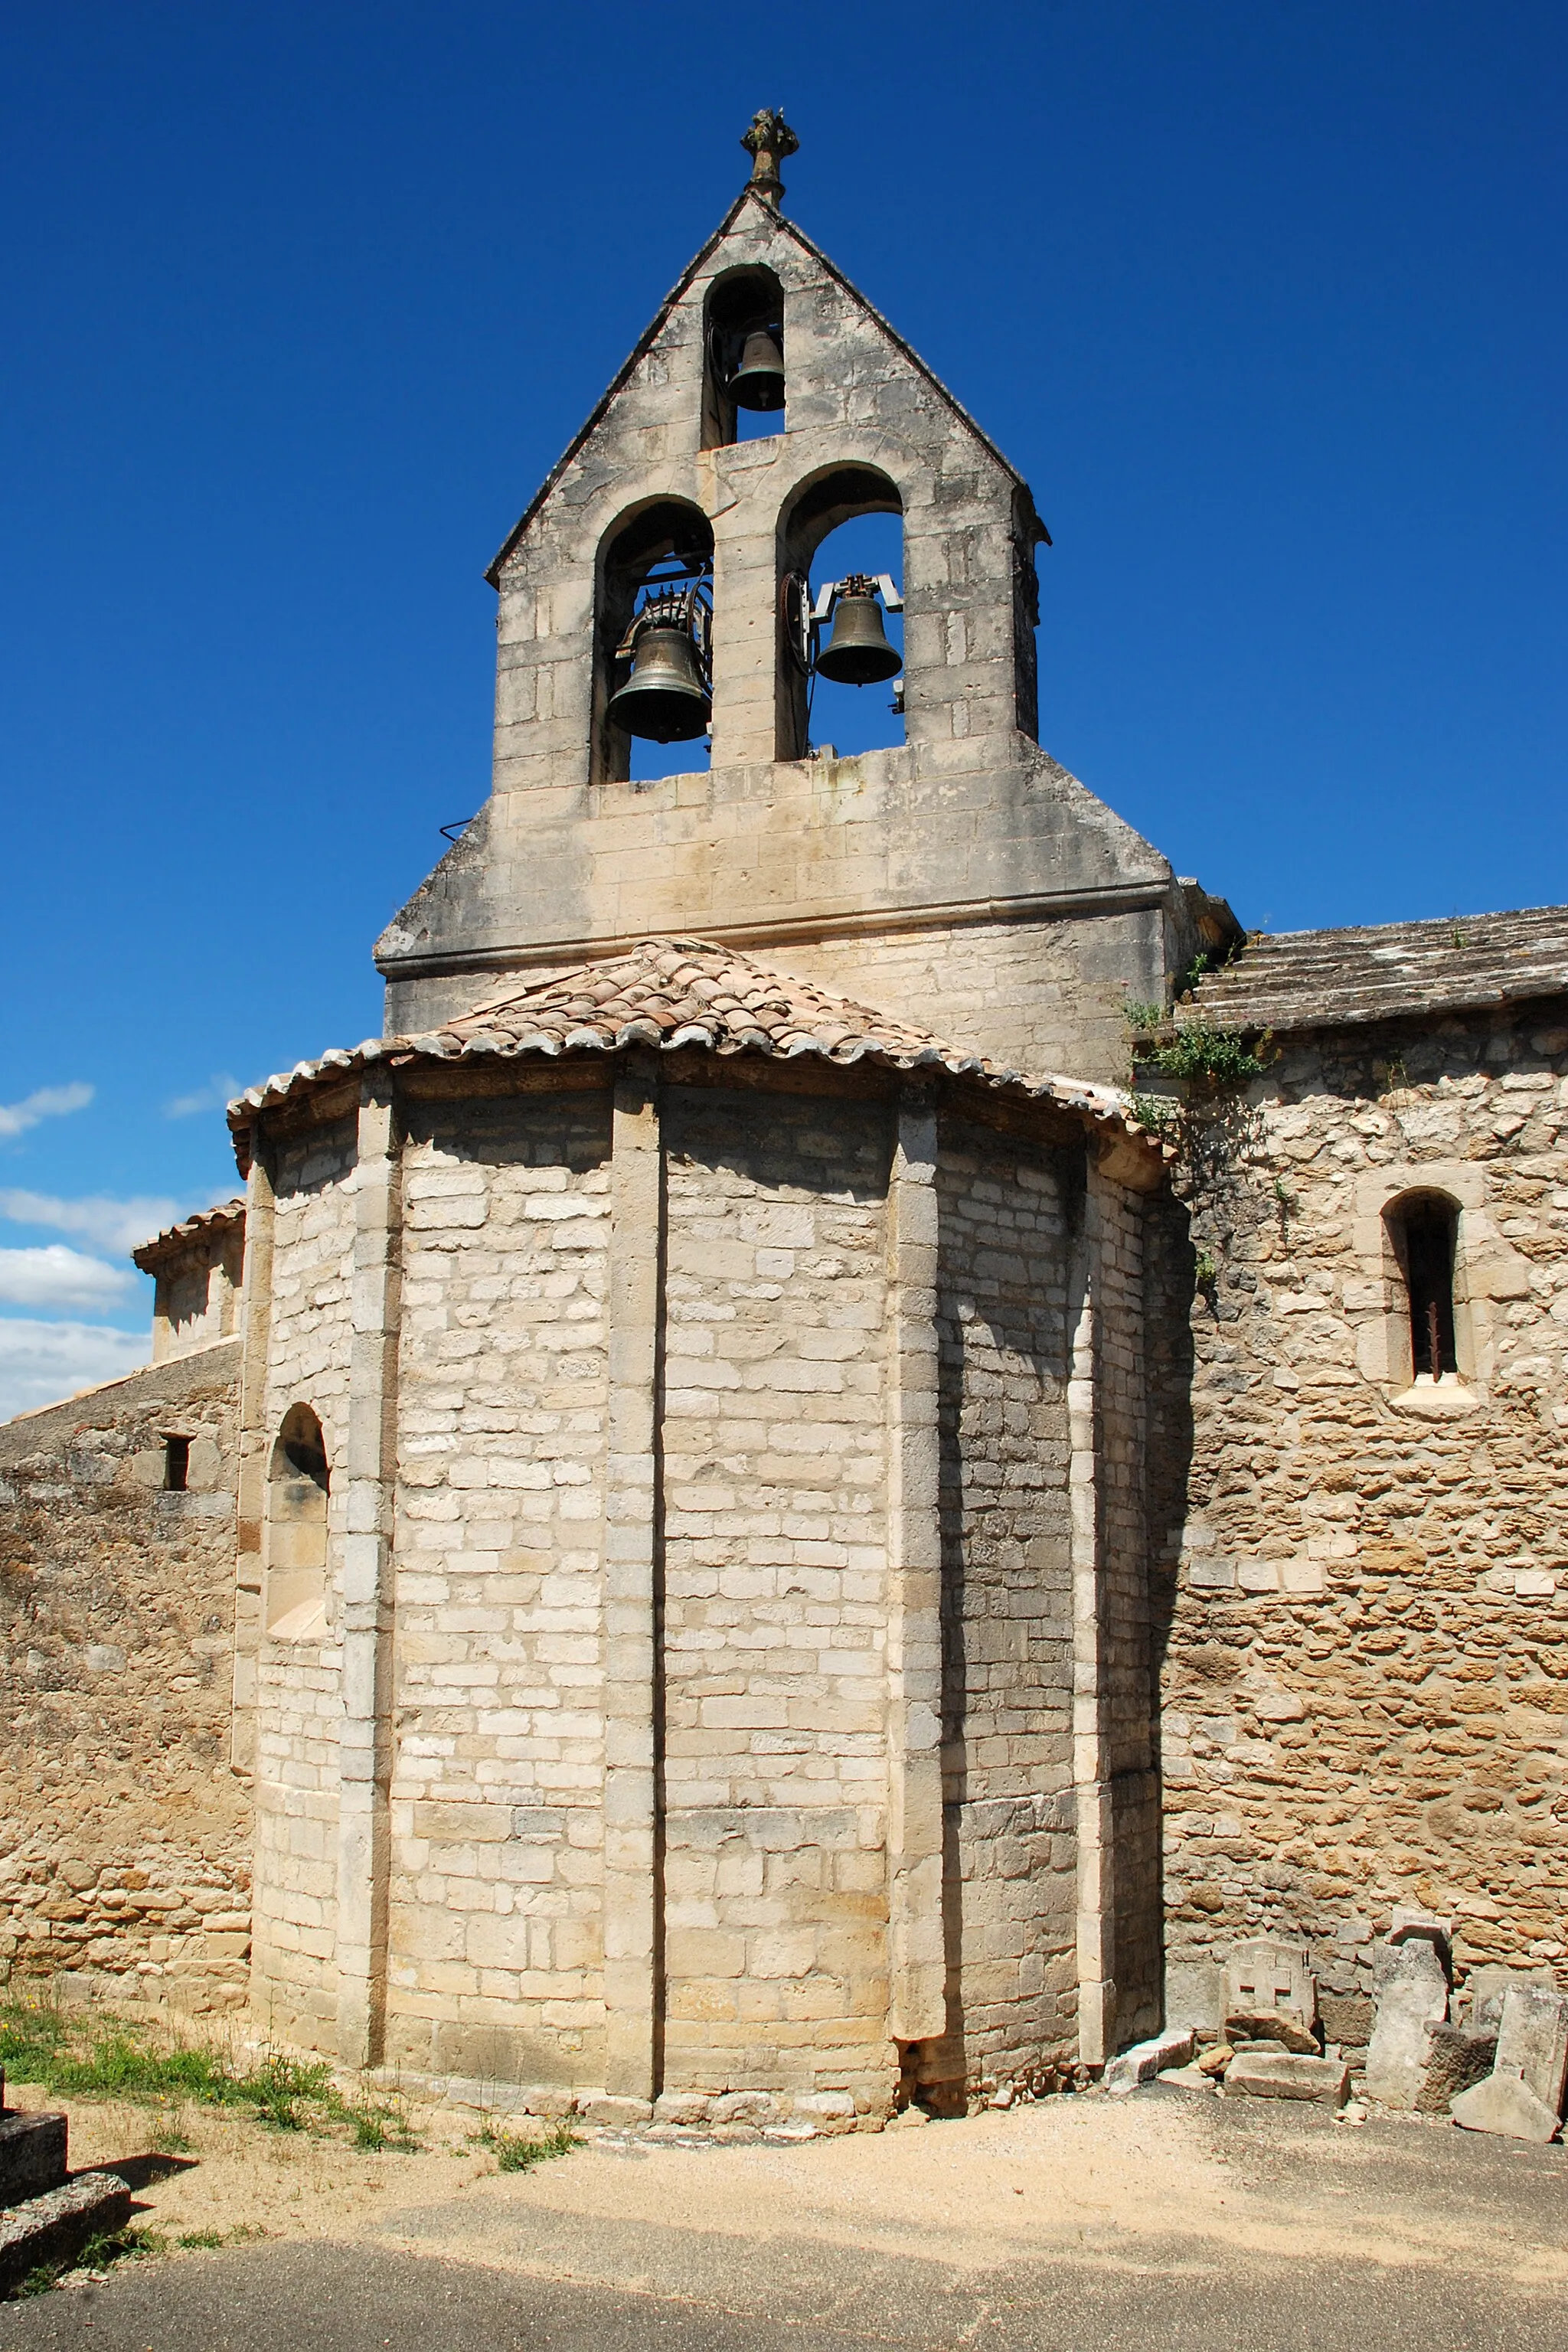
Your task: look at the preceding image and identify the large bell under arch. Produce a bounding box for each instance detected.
[596,502,716,781]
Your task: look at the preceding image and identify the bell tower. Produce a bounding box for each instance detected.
[376,113,1233,1080]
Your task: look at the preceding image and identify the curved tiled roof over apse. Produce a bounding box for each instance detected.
[227,937,1168,1174]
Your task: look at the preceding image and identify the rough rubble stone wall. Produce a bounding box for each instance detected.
[1089,1174,1161,2046]
[658,1083,893,2097]
[386,1079,612,2085]
[250,1117,358,2046]
[0,1344,250,2012]
[932,1117,1077,2089]
[1163,1003,1568,2029]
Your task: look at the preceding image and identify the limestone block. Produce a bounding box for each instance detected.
[578,2094,653,2128]
[1225,2009,1320,2056]
[1163,1962,1223,2032]
[0,2173,133,2297]
[1225,2052,1349,2107]
[1224,1939,1315,2027]
[1364,1939,1449,2109]
[1415,2024,1497,2113]
[1104,2027,1194,2094]
[1464,1965,1550,2037]
[1493,1982,1568,2115]
[0,2110,67,2206]
[710,2090,781,2124]
[1450,2070,1562,2142]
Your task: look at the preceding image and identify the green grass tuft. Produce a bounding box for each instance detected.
[472,2116,579,2172]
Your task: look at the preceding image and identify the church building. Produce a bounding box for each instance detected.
[2,114,1563,2124]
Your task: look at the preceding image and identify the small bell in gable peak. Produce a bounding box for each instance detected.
[741,107,799,210]
[730,322,786,411]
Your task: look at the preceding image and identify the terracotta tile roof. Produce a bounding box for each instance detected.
[1190,904,1568,1035]
[131,1198,246,1274]
[227,937,1165,1168]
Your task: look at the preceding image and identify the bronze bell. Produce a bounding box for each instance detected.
[606,621,710,743]
[730,324,785,411]
[813,577,902,685]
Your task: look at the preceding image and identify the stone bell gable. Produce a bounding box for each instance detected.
[375,149,1232,1082]
[227,942,1173,2109]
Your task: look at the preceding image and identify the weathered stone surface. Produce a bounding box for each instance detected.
[1225,2052,1350,2107]
[0,2111,67,2207]
[1223,2008,1319,2056]
[1362,1939,1449,2110]
[1157,2063,1217,2093]
[1160,997,1568,2017]
[1450,2070,1562,2143]
[1318,1994,1374,2052]
[579,2095,654,2128]
[1104,2028,1194,2095]
[0,1346,250,2011]
[0,2172,132,2295]
[708,2092,779,2126]
[1197,2045,1234,2079]
[1223,1940,1315,2027]
[1493,1984,1568,2114]
[1415,2025,1497,2114]
[652,2092,711,2126]
[1464,1966,1550,2037]
[1164,1962,1223,2032]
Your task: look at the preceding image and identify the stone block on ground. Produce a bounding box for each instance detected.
[1318,1993,1374,2051]
[795,2091,856,2121]
[1494,1984,1568,2115]
[1156,2063,1217,2093]
[1197,2044,1234,2079]
[578,2095,653,2128]
[1416,2024,1498,2114]
[1450,2070,1561,2144]
[709,2091,780,2125]
[1223,1939,1315,2027]
[1223,2007,1320,2056]
[0,2173,133,2295]
[1104,2027,1194,2095]
[1164,1962,1223,2034]
[1225,2052,1350,2107]
[0,2112,68,2208]
[1463,1966,1549,2038]
[652,2092,711,2125]
[1363,1938,1449,2109]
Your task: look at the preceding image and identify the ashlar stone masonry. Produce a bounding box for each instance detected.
[2,122,1564,2126]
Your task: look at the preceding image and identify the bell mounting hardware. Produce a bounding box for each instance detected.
[809,573,904,688]
[606,561,714,745]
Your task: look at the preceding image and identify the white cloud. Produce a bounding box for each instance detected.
[165,1074,241,1120]
[0,1189,181,1257]
[0,1083,94,1141]
[0,1246,137,1312]
[0,1318,149,1422]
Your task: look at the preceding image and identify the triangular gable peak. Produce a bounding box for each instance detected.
[484,189,1042,587]
[378,130,1207,1092]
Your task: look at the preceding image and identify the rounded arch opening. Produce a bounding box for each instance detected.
[266,1402,331,1638]
[777,466,905,762]
[703,266,786,449]
[594,498,715,787]
[1383,1188,1462,1384]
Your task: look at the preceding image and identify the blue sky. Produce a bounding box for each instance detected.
[1,1,1563,1415]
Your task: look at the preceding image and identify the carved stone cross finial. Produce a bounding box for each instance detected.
[741,108,799,210]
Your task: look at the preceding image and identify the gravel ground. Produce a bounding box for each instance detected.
[1,2076,1564,2350]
